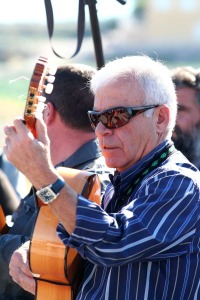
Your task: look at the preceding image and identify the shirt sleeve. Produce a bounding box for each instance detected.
[57,171,200,267]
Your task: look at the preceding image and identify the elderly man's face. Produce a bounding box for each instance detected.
[93,79,165,172]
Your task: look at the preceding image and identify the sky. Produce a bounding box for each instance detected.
[0,0,134,24]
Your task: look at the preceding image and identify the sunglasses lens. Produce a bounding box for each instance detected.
[89,108,130,129]
[89,114,99,129]
[109,108,130,128]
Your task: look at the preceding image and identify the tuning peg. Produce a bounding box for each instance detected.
[48,66,57,76]
[46,75,55,83]
[45,83,54,94]
[38,96,46,103]
[36,101,47,113]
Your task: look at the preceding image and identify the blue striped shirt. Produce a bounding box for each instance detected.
[57,140,200,300]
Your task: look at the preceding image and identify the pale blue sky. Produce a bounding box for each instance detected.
[0,0,134,24]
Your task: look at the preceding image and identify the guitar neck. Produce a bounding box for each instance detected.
[24,56,53,138]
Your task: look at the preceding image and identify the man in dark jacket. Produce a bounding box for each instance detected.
[0,63,111,300]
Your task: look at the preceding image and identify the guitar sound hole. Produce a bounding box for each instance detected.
[27,109,32,114]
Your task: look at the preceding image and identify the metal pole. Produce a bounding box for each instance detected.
[85,0,105,69]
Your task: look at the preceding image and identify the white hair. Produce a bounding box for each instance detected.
[90,55,177,136]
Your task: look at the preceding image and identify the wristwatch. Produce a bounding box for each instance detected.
[36,177,65,204]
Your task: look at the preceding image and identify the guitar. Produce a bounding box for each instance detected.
[30,167,100,300]
[24,57,101,299]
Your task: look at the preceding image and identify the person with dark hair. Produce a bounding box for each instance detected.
[171,66,200,169]
[46,65,96,132]
[0,63,111,300]
[5,55,200,300]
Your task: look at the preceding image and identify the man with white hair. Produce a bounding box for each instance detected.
[4,55,200,299]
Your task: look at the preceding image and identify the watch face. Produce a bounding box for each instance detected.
[37,187,57,203]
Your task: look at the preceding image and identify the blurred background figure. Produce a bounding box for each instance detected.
[0,152,27,199]
[0,149,27,217]
[0,149,27,200]
[171,66,200,169]
[0,168,19,216]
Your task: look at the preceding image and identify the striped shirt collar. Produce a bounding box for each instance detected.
[111,139,173,190]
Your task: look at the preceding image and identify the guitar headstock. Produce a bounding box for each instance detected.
[24,56,56,137]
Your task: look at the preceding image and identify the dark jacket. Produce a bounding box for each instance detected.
[0,139,111,299]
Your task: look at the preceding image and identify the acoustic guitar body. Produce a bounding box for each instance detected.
[30,167,101,299]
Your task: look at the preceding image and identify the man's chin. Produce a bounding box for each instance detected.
[104,159,116,169]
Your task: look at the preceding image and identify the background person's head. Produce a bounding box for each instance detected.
[89,55,177,171]
[42,63,97,165]
[171,66,200,168]
[44,63,97,132]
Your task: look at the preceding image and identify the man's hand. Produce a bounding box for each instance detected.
[4,117,57,189]
[9,240,36,295]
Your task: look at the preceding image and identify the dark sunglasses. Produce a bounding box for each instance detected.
[88,105,159,130]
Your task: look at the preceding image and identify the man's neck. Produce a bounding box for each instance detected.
[49,126,96,166]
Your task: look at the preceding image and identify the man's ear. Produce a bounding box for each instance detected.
[43,102,56,125]
[156,105,170,133]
